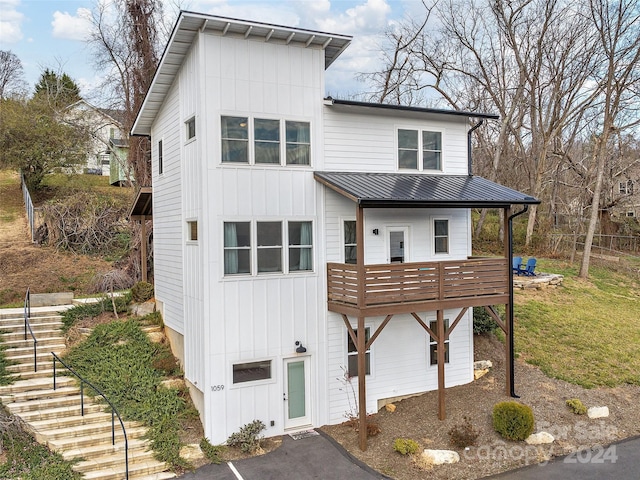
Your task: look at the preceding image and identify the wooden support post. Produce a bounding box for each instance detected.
[357,315,367,451]
[503,207,512,396]
[140,218,147,283]
[437,309,446,420]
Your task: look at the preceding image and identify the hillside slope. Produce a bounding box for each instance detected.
[0,170,114,306]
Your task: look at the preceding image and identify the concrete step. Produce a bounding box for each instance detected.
[2,337,66,349]
[0,309,67,320]
[29,411,117,432]
[0,375,74,395]
[8,367,57,379]
[0,315,62,327]
[3,351,61,366]
[3,344,66,358]
[33,420,143,442]
[78,458,170,480]
[6,394,86,413]
[0,385,79,404]
[6,358,59,373]
[48,425,148,450]
[74,448,157,473]
[16,402,105,422]
[1,329,63,342]
[61,437,151,461]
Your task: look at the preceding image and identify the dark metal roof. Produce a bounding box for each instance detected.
[314,172,539,208]
[129,187,153,219]
[132,11,351,136]
[326,98,500,120]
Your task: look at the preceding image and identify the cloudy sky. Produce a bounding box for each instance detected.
[0,0,426,103]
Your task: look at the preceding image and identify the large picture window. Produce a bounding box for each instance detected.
[288,221,313,272]
[257,222,282,273]
[233,360,272,384]
[221,116,249,163]
[347,327,371,377]
[398,129,442,171]
[224,222,251,274]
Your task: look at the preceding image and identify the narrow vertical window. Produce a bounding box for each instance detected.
[398,129,419,169]
[257,221,282,273]
[288,221,313,272]
[255,118,280,164]
[285,121,310,165]
[158,139,163,175]
[221,116,248,163]
[347,328,370,376]
[344,220,357,264]
[186,117,196,140]
[434,219,449,254]
[429,319,450,365]
[224,222,251,274]
[187,221,198,241]
[422,131,442,170]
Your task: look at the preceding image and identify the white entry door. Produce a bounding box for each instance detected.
[388,227,409,263]
[283,357,311,430]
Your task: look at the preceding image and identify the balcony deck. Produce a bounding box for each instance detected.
[327,258,509,317]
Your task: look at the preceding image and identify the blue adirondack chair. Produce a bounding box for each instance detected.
[521,257,537,276]
[512,256,523,275]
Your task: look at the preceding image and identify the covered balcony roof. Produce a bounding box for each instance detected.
[314,172,540,209]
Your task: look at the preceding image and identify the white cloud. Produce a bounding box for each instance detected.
[0,0,24,43]
[51,8,92,41]
[193,0,301,26]
[313,0,391,35]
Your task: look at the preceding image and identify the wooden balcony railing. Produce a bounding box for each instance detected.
[327,258,509,315]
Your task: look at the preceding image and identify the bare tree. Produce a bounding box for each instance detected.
[579,0,640,278]
[0,50,27,98]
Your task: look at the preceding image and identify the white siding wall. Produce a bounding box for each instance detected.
[323,189,474,423]
[200,32,328,443]
[323,108,469,174]
[151,80,184,336]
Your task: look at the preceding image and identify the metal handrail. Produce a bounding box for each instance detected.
[52,352,129,479]
[23,288,38,371]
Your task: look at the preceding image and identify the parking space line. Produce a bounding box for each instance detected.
[228,461,245,480]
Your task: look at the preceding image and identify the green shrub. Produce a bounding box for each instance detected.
[448,416,479,447]
[566,398,587,415]
[200,438,225,464]
[227,420,266,453]
[131,281,154,303]
[492,401,534,441]
[61,294,130,331]
[393,438,419,455]
[473,307,499,334]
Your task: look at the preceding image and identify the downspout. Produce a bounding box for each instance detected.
[467,120,484,176]
[507,204,528,398]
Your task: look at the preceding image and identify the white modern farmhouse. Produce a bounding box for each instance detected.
[131,11,539,449]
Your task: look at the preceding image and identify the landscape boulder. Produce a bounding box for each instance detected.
[587,406,609,419]
[421,449,460,465]
[525,432,555,445]
[180,444,204,461]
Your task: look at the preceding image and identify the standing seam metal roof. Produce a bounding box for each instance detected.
[314,172,539,208]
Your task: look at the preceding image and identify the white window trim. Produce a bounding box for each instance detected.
[346,325,373,379]
[220,114,311,167]
[431,216,451,257]
[229,357,277,389]
[396,126,444,172]
[222,219,315,278]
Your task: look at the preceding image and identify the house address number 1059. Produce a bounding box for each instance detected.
[211,385,225,391]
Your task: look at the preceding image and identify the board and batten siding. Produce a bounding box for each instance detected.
[323,108,470,175]
[151,79,184,336]
[180,39,206,389]
[197,30,329,443]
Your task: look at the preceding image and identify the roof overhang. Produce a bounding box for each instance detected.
[131,11,352,136]
[324,98,500,121]
[314,172,539,209]
[129,187,153,219]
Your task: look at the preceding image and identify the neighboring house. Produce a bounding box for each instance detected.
[65,100,129,180]
[131,11,539,447]
[612,170,640,218]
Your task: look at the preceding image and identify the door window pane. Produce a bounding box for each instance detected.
[287,361,306,419]
[257,221,282,273]
[389,231,405,263]
[255,118,280,164]
[221,116,249,163]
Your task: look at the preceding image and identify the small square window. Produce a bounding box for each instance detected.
[188,221,198,241]
[233,360,272,384]
[186,117,196,140]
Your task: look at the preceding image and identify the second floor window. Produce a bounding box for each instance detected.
[344,220,357,264]
[434,219,449,254]
[398,129,442,171]
[620,180,634,195]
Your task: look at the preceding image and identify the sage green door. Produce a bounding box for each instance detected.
[284,357,311,430]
